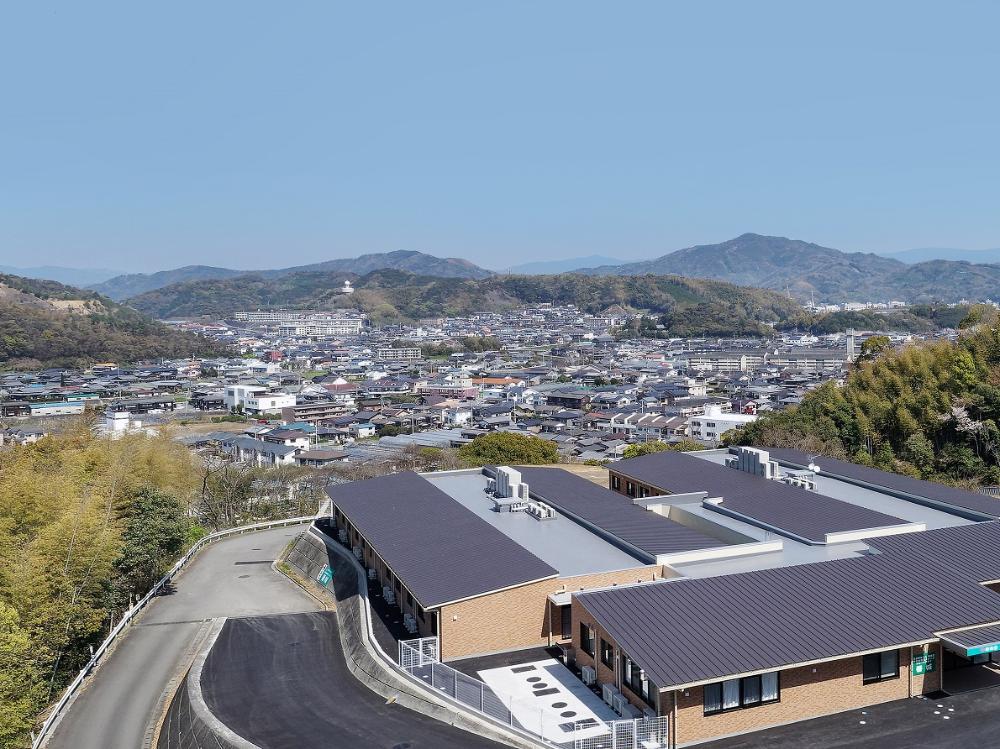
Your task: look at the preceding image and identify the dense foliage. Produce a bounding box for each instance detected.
[0,427,324,748]
[0,273,229,369]
[0,427,200,747]
[621,440,706,459]
[457,432,560,466]
[777,304,973,335]
[734,311,1000,487]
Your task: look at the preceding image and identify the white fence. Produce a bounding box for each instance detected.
[397,637,669,749]
[31,514,315,749]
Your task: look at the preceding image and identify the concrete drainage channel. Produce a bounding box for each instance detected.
[154,525,547,749]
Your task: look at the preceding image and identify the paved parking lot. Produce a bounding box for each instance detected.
[701,686,1000,749]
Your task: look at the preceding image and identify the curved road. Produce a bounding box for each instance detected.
[45,526,320,749]
[202,611,504,748]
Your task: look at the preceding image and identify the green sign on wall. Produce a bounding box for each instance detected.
[316,564,333,586]
[912,652,937,675]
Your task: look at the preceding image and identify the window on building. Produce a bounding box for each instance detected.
[704,673,780,715]
[626,481,635,497]
[600,638,614,669]
[611,475,620,491]
[862,650,899,684]
[620,652,656,707]
[560,606,572,640]
[406,591,413,606]
[580,623,595,656]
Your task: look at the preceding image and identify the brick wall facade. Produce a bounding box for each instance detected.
[576,602,944,746]
[440,566,661,660]
[671,644,940,745]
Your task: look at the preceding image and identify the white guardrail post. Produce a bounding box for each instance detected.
[30,513,317,749]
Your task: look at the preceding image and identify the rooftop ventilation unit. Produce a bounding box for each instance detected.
[495,466,530,500]
[726,446,778,479]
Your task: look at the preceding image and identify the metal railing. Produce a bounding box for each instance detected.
[31,514,315,749]
[398,637,669,749]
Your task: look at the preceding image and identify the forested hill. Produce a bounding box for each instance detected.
[580,233,1000,304]
[0,273,230,369]
[734,306,1000,488]
[127,268,804,335]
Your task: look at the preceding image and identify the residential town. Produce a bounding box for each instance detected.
[0,303,943,469]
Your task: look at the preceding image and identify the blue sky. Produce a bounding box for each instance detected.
[1,1,998,272]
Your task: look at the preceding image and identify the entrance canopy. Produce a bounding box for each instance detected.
[939,622,1000,657]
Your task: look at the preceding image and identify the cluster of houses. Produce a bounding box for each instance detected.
[0,304,941,467]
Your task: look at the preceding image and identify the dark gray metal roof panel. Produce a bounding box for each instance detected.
[867,521,1000,582]
[577,552,1000,689]
[765,447,1000,519]
[611,451,905,542]
[940,622,1000,650]
[516,467,721,556]
[328,472,557,608]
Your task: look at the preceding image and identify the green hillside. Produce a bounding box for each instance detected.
[127,268,805,335]
[0,274,230,369]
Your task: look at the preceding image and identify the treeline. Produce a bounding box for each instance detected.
[415,336,503,357]
[776,304,973,335]
[734,307,1000,487]
[0,426,325,748]
[130,267,804,334]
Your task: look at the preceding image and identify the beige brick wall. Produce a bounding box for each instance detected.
[440,566,661,660]
[671,646,937,745]
[573,605,659,714]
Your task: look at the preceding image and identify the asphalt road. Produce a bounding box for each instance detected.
[202,611,503,749]
[45,526,319,749]
[700,685,1000,749]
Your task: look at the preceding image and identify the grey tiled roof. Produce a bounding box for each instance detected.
[577,552,1000,690]
[611,451,905,543]
[517,467,721,557]
[328,472,557,608]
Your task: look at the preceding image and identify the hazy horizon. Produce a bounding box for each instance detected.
[2,2,999,272]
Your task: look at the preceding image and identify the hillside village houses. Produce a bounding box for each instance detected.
[0,303,935,470]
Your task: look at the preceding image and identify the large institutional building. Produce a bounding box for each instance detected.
[325,446,1000,746]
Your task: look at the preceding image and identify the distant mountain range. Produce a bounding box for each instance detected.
[877,247,1000,264]
[577,233,1000,303]
[0,264,122,287]
[90,250,492,300]
[17,234,1000,308]
[501,255,627,275]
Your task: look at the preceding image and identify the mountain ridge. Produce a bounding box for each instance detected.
[579,233,1000,303]
[90,250,492,300]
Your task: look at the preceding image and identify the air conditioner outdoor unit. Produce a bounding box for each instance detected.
[352,546,363,560]
[581,665,596,685]
[602,683,621,706]
[611,693,628,716]
[368,568,377,580]
[623,703,643,719]
[338,528,348,542]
